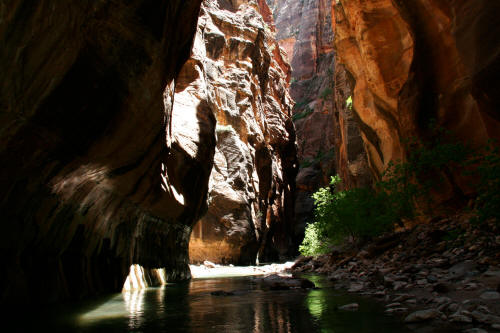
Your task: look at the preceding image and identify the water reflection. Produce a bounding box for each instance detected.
[123,289,145,329]
[49,276,419,332]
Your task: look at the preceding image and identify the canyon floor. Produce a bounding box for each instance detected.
[292,214,500,332]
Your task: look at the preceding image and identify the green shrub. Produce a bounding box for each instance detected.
[299,176,396,255]
[299,126,483,256]
[346,96,353,110]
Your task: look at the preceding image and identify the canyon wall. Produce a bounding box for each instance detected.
[0,0,206,304]
[268,0,370,238]
[333,0,500,204]
[187,0,297,264]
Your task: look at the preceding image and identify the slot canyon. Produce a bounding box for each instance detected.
[1,0,499,331]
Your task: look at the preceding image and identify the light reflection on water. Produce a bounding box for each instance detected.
[36,275,424,332]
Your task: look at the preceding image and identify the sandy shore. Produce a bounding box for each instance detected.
[189,261,295,279]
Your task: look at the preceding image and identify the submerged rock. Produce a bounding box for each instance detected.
[257,274,315,290]
[404,309,441,323]
[338,303,359,311]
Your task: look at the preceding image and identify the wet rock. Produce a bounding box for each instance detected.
[463,329,488,333]
[385,307,408,314]
[464,282,479,291]
[448,303,460,313]
[259,274,315,290]
[435,297,452,305]
[471,311,500,325]
[480,291,500,300]
[386,302,402,308]
[338,303,359,311]
[404,309,441,323]
[449,312,472,323]
[427,275,439,283]
[393,281,408,291]
[449,261,477,280]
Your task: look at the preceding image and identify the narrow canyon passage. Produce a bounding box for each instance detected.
[1,0,499,332]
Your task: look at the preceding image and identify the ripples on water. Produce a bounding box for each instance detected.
[31,275,416,332]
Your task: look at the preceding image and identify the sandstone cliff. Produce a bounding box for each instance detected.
[268,0,371,239]
[333,0,500,203]
[0,0,205,303]
[186,0,297,264]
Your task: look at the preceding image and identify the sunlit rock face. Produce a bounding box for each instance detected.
[333,0,500,202]
[0,0,205,304]
[186,0,297,264]
[268,0,370,239]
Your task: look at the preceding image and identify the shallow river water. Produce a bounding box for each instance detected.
[25,274,452,332]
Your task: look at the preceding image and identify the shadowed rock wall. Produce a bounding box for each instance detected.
[0,0,206,304]
[187,0,297,265]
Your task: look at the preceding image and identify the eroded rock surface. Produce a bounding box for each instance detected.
[268,0,371,235]
[333,0,500,203]
[0,0,205,303]
[187,0,297,264]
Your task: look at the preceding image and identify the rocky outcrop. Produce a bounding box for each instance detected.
[0,0,206,304]
[332,64,373,190]
[333,0,500,202]
[268,0,371,238]
[186,0,297,265]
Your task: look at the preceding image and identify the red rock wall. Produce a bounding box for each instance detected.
[0,0,204,304]
[333,0,500,204]
[269,0,371,239]
[186,0,297,264]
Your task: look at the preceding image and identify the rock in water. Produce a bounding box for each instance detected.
[404,309,441,323]
[338,303,359,311]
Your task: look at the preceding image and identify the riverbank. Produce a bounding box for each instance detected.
[189,261,295,278]
[291,213,500,332]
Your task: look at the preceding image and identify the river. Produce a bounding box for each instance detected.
[20,274,450,332]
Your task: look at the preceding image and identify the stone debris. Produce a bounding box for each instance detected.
[404,309,441,323]
[291,214,500,331]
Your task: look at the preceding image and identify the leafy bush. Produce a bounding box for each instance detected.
[299,176,396,255]
[299,126,482,256]
[346,96,353,110]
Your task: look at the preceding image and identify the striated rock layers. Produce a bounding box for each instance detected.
[0,1,206,304]
[333,0,500,203]
[186,0,297,265]
[268,0,370,238]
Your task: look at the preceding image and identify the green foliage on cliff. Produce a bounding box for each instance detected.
[346,96,353,110]
[299,127,482,256]
[299,176,397,256]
